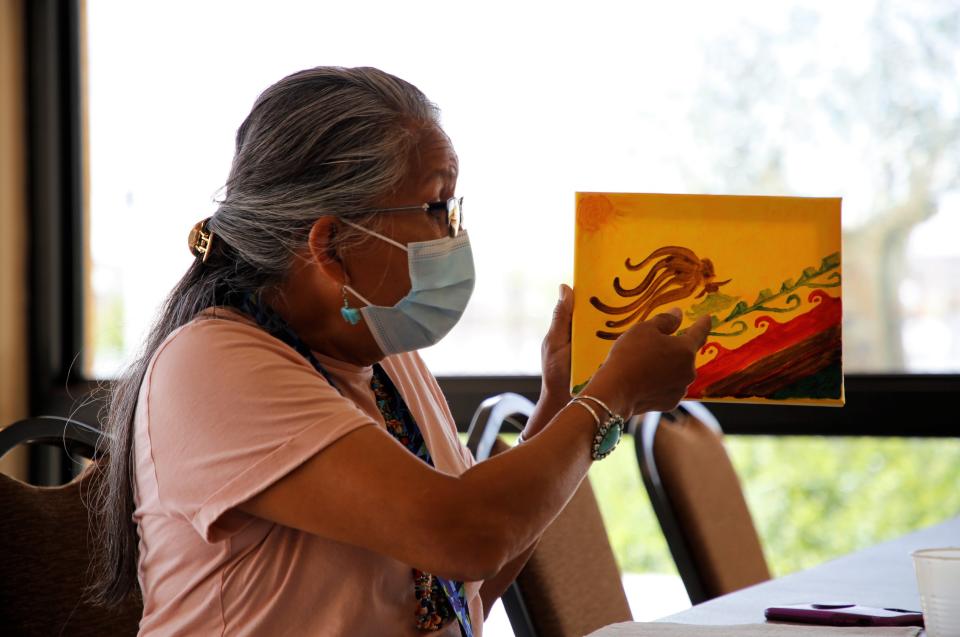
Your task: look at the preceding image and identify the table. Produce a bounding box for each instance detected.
[589,516,958,636]
[660,515,958,626]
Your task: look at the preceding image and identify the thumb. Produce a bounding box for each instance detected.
[681,314,713,350]
[547,284,573,345]
[648,307,683,335]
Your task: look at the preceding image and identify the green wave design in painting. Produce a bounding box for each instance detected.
[682,252,840,337]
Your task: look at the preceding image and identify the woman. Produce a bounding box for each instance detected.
[91,66,711,636]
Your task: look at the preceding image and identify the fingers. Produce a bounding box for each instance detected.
[546,284,573,348]
[680,315,713,350]
[648,307,683,335]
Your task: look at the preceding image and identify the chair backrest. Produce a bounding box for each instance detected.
[0,416,105,460]
[467,394,632,637]
[635,402,770,605]
[0,418,142,636]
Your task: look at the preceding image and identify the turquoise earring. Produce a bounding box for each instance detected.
[340,286,362,325]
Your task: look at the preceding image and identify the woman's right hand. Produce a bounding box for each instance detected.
[584,309,712,417]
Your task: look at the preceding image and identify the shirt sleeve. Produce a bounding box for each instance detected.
[143,317,376,543]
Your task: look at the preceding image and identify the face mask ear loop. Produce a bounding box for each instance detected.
[341,218,409,252]
[343,284,375,308]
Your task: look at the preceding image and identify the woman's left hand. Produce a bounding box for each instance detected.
[522,284,574,440]
[541,284,574,403]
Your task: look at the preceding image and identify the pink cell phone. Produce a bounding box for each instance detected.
[764,602,924,627]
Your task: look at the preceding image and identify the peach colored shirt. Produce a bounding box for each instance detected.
[132,309,483,636]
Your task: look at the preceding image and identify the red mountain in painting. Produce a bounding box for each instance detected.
[686,290,842,400]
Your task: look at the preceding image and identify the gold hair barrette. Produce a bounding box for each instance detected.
[188,218,215,262]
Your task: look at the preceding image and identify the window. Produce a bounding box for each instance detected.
[64,3,960,628]
[86,1,960,378]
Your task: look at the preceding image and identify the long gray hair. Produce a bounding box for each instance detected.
[89,66,440,605]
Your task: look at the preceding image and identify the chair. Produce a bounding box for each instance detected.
[0,416,142,636]
[467,394,632,637]
[635,402,770,605]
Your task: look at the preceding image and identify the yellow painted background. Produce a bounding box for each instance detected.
[571,192,842,402]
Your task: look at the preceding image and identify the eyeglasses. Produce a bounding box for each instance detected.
[348,196,464,238]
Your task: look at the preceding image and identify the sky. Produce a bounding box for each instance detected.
[86,0,959,376]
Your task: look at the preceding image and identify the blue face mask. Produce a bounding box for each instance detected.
[341,220,475,355]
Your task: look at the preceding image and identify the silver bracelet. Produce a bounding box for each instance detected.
[576,394,616,418]
[568,398,601,427]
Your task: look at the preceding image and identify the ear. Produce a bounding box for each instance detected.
[306,216,346,283]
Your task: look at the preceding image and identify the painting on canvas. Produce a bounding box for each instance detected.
[572,192,843,406]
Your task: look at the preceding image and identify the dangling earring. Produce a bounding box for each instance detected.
[340,286,362,325]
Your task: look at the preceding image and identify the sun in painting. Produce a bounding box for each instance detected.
[576,194,618,233]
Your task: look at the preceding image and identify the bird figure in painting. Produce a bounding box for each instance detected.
[590,246,730,340]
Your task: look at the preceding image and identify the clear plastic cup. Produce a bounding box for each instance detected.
[912,547,960,637]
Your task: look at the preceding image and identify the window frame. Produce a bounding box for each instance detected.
[24,0,87,484]
[25,0,960,458]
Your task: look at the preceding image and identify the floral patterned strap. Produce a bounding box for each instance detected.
[370,366,474,637]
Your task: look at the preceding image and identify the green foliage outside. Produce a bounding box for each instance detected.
[93,293,125,358]
[587,434,960,577]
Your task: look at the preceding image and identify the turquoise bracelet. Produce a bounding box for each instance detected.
[570,396,625,460]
